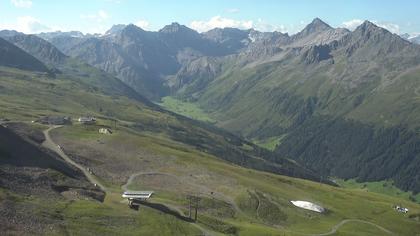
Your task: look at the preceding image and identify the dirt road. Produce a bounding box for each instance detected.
[42,126,107,192]
[312,219,395,236]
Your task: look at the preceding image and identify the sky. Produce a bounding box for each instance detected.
[1,0,420,36]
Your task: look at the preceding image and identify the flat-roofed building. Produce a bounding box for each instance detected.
[78,116,96,124]
[122,191,154,209]
[122,191,153,200]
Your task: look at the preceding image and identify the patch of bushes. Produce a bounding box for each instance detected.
[408,213,420,221]
[254,191,287,225]
[199,197,236,218]
[237,190,287,226]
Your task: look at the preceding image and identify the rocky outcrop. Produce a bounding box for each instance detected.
[301,44,333,64]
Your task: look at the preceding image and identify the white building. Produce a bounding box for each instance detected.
[122,191,154,200]
[78,116,96,124]
[122,191,154,209]
[99,128,112,134]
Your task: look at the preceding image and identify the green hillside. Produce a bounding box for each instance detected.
[170,22,420,194]
[1,64,419,235]
[4,121,420,235]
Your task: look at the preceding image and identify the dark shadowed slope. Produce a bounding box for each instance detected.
[0,37,49,72]
[1,32,68,66]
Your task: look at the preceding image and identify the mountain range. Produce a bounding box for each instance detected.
[1,29,322,181]
[22,18,420,194]
[0,20,337,235]
[1,17,420,235]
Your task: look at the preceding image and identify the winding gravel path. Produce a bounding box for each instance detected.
[122,171,214,235]
[42,126,107,192]
[311,219,395,236]
[121,171,177,191]
[43,128,211,234]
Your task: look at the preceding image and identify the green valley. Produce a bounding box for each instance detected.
[158,96,215,123]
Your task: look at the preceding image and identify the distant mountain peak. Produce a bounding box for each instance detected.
[360,20,377,28]
[289,18,344,46]
[170,22,181,27]
[302,18,332,33]
[118,24,147,37]
[159,22,196,34]
[0,30,23,37]
[124,24,144,31]
[354,20,387,36]
[312,17,328,25]
[105,24,127,35]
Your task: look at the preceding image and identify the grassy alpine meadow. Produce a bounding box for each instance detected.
[0,188,201,236]
[50,124,420,235]
[253,135,286,151]
[158,96,287,152]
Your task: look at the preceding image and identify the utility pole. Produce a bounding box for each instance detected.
[194,198,199,222]
[187,195,200,222]
[189,197,192,218]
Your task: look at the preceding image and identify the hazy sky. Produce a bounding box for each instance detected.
[1,0,419,36]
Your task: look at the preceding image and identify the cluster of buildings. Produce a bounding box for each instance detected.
[35,115,113,135]
[36,116,72,125]
[35,116,97,125]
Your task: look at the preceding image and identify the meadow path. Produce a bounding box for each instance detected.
[42,126,107,192]
[312,219,394,236]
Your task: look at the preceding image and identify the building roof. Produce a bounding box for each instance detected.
[123,191,154,195]
[291,200,325,213]
[122,191,154,199]
[79,116,95,120]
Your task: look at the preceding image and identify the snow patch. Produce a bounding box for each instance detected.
[291,200,325,213]
[248,33,256,43]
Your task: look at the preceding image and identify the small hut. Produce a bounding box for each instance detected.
[99,128,112,134]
